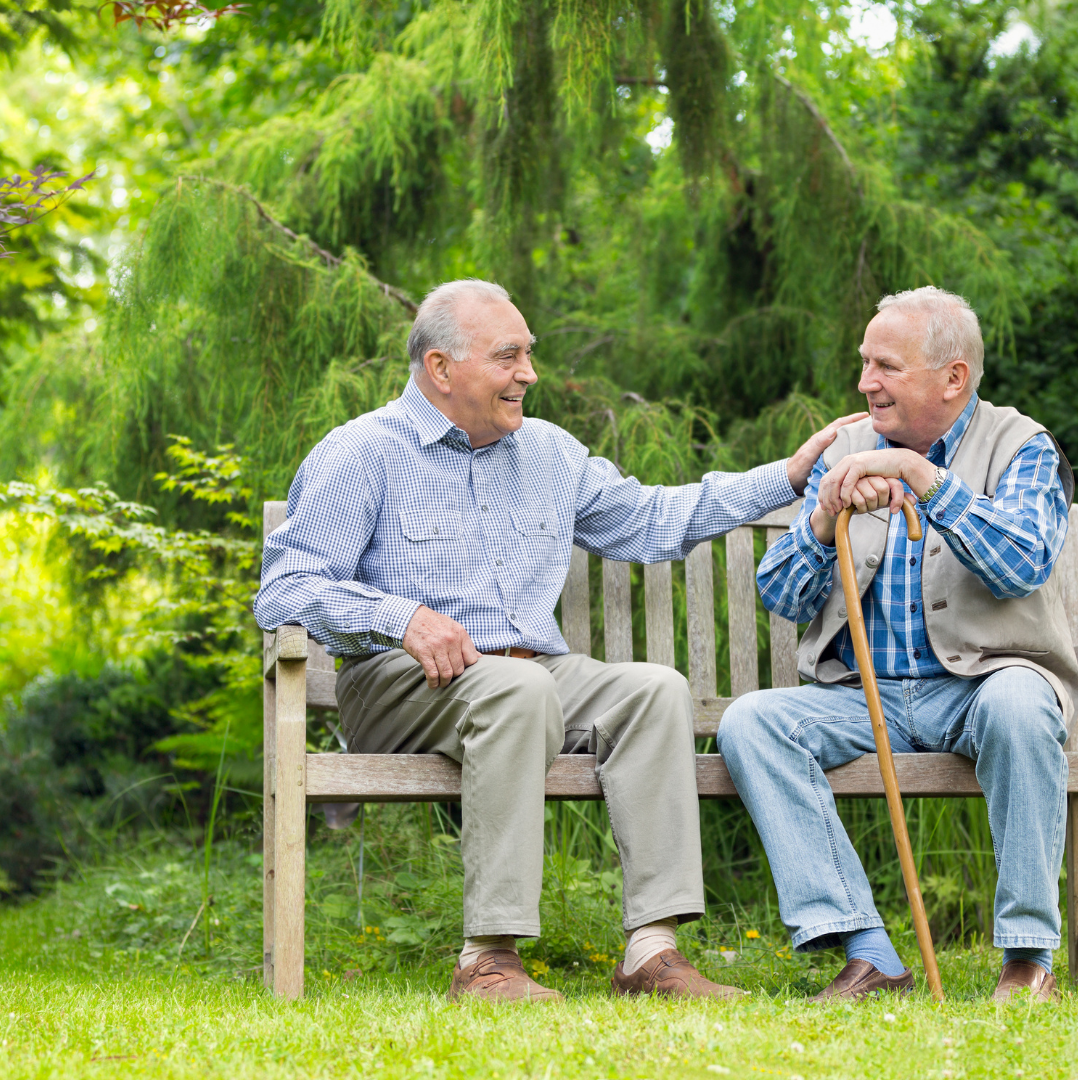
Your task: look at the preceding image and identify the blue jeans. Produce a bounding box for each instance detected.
[717,668,1069,951]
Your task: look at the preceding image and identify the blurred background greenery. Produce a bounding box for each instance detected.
[0,0,1074,977]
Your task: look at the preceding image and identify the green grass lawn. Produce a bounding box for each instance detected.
[0,841,1075,1080]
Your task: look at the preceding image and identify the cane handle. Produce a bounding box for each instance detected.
[899,497,922,542]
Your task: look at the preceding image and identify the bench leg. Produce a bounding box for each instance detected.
[273,657,308,999]
[1068,791,1077,984]
[263,671,276,990]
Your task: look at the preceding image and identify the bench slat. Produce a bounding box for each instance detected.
[685,542,717,698]
[766,526,800,688]
[602,559,633,664]
[644,561,675,668]
[726,528,758,697]
[746,505,800,529]
[303,750,1079,802]
[560,545,592,656]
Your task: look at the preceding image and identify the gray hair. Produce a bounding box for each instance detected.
[406,279,511,376]
[876,286,984,390]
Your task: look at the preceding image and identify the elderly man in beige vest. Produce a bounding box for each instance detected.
[718,286,1075,1003]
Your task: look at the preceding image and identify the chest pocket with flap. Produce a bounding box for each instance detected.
[399,509,466,587]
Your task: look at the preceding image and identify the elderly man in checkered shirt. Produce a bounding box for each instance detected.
[720,286,1076,1004]
[255,278,855,1002]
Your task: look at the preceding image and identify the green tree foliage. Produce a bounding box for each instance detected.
[7,0,1065,506]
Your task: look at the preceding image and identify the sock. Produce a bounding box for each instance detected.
[1003,947,1052,975]
[623,918,678,974]
[840,927,906,977]
[458,935,517,969]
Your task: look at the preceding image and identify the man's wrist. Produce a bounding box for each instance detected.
[901,451,939,498]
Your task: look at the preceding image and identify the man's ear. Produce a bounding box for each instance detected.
[942,359,970,402]
[423,349,454,396]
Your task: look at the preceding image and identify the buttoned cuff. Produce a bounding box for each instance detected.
[922,469,975,531]
[759,458,800,506]
[370,594,423,648]
[792,510,836,573]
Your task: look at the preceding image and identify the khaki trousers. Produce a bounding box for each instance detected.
[336,650,705,938]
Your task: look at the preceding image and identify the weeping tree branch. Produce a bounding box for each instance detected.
[772,74,859,190]
[176,175,418,314]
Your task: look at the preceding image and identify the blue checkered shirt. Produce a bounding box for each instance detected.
[255,378,798,656]
[757,395,1070,679]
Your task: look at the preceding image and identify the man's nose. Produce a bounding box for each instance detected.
[516,358,539,385]
[858,366,879,394]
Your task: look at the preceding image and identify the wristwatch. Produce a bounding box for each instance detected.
[919,466,949,504]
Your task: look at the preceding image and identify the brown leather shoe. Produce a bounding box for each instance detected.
[611,949,747,1000]
[447,949,563,1003]
[811,959,915,1002]
[992,960,1060,1003]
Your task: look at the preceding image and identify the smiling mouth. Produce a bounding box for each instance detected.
[500,395,525,403]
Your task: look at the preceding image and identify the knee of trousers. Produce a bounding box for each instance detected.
[972,668,1068,752]
[716,691,788,764]
[464,660,564,755]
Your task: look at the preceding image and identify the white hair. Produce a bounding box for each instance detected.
[876,286,984,390]
[406,279,511,376]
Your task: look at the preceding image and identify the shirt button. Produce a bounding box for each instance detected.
[509,613,516,620]
[496,560,503,567]
[909,556,916,566]
[539,522,545,529]
[935,510,944,521]
[913,648,921,659]
[910,603,917,612]
[816,554,824,563]
[432,526,440,535]
[481,505,489,512]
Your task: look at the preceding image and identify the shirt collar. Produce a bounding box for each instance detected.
[399,376,516,452]
[400,377,470,449]
[881,393,978,467]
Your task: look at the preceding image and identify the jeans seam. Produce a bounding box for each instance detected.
[789,732,857,914]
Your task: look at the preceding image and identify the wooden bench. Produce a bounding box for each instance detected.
[261,499,1079,998]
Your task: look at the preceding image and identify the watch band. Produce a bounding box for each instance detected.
[919,465,949,504]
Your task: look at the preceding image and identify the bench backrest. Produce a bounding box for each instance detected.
[262,500,1078,746]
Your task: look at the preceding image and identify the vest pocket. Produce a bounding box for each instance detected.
[978,647,1049,661]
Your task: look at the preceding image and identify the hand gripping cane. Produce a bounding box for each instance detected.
[835,501,944,1003]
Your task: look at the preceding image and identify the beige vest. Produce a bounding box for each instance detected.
[797,400,1077,725]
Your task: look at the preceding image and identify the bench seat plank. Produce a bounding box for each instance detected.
[303,750,1078,803]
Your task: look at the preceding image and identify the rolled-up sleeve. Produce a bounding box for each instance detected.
[253,439,421,654]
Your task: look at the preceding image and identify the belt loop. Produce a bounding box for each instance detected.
[504,647,511,657]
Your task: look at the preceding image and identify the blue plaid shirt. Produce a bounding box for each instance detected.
[256,378,797,656]
[757,395,1070,679]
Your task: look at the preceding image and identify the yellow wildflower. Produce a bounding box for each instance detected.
[745,930,760,939]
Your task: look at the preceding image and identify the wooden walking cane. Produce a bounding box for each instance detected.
[835,500,945,1003]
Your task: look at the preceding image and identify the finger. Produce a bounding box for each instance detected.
[850,483,869,514]
[434,648,455,688]
[839,466,866,506]
[461,634,481,666]
[421,654,441,689]
[447,638,466,679]
[828,411,870,431]
[888,478,906,514]
[867,476,892,512]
